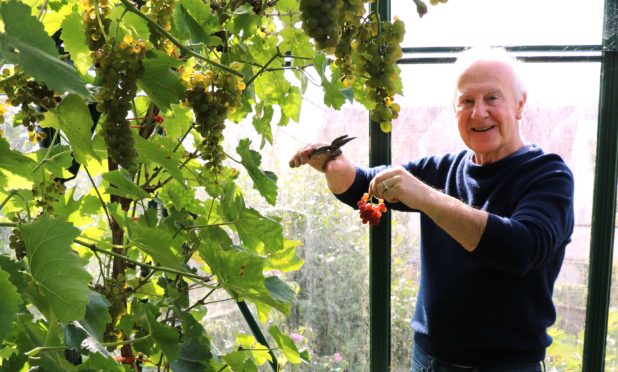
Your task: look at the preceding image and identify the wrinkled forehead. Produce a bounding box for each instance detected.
[456,60,517,95]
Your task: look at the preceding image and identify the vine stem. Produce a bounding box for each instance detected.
[245,49,282,88]
[74,239,217,286]
[93,0,110,45]
[25,334,152,357]
[83,164,114,229]
[117,0,243,78]
[0,190,17,213]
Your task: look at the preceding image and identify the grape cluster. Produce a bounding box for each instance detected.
[430,0,448,4]
[144,0,176,46]
[9,224,26,261]
[333,0,364,80]
[357,193,387,226]
[32,177,67,216]
[299,0,344,52]
[1,68,60,141]
[356,17,405,133]
[183,70,245,173]
[92,35,146,172]
[81,0,112,51]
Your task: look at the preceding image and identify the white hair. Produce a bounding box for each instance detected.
[452,47,527,101]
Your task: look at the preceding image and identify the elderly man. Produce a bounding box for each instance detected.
[289,47,574,371]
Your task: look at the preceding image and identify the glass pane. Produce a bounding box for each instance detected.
[392,0,605,47]
[390,62,600,370]
[608,241,618,369]
[223,84,371,370]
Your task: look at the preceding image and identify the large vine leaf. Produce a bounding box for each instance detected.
[20,217,92,323]
[127,223,183,270]
[40,94,99,165]
[0,268,22,341]
[60,11,92,76]
[174,0,221,46]
[137,50,185,111]
[0,137,37,178]
[313,54,347,109]
[79,291,112,340]
[169,310,214,371]
[102,170,150,200]
[134,135,184,184]
[147,312,180,362]
[0,1,90,98]
[268,325,302,364]
[236,139,277,206]
[197,234,290,314]
[252,102,274,144]
[220,183,284,253]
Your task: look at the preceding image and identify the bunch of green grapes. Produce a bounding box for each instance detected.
[81,0,111,51]
[184,70,245,173]
[9,218,26,261]
[1,68,60,142]
[93,35,146,172]
[143,0,176,46]
[32,177,67,216]
[299,0,344,52]
[355,17,405,132]
[334,0,365,81]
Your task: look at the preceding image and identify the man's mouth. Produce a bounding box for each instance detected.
[471,125,495,132]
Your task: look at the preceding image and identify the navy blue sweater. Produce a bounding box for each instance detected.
[334,145,574,366]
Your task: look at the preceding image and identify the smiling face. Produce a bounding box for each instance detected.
[455,60,527,164]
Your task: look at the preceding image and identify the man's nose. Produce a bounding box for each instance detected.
[471,101,489,119]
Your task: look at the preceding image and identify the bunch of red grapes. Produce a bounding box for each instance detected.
[357,193,387,226]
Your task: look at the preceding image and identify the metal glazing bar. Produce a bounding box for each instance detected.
[369,1,392,371]
[402,44,603,54]
[398,55,603,64]
[237,301,278,371]
[582,0,618,370]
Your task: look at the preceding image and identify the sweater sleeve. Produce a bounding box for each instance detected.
[473,165,575,276]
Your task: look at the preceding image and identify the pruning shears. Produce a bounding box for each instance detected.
[308,134,356,170]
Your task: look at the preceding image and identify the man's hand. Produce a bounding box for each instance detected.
[289,135,356,172]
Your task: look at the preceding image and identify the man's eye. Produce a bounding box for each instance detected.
[486,95,500,103]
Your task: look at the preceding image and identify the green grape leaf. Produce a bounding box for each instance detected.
[109,6,150,42]
[147,312,180,362]
[0,255,29,295]
[0,1,90,98]
[265,241,304,273]
[252,102,274,144]
[0,137,37,177]
[0,268,22,341]
[40,94,99,165]
[33,145,74,179]
[128,223,183,270]
[236,139,277,205]
[102,170,150,200]
[79,291,112,340]
[163,104,193,142]
[280,85,302,124]
[137,50,185,111]
[20,217,92,323]
[197,240,290,314]
[313,54,346,109]
[279,26,315,67]
[60,11,91,76]
[225,4,261,40]
[175,0,221,46]
[220,184,284,253]
[134,135,184,185]
[169,311,213,371]
[268,325,301,364]
[264,276,294,303]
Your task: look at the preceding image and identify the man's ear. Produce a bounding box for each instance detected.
[516,93,527,120]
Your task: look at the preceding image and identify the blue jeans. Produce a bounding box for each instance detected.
[411,345,545,372]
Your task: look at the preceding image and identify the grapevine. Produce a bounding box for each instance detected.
[32,177,66,216]
[357,193,387,226]
[299,0,344,52]
[1,68,60,142]
[144,0,176,48]
[183,69,245,174]
[92,35,146,172]
[81,0,112,51]
[356,16,405,133]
